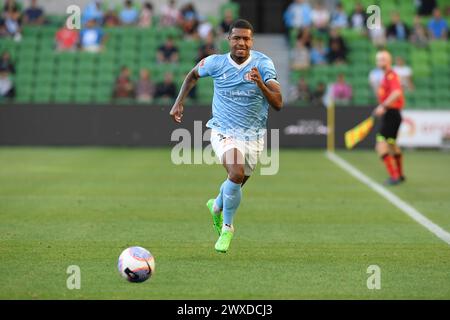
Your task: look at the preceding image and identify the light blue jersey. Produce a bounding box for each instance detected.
[197,50,279,140]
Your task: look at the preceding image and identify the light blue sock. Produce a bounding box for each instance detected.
[214,181,226,211]
[222,179,242,226]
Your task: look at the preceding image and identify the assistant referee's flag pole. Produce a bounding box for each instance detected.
[327,99,335,153]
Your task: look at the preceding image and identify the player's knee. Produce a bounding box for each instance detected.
[228,166,245,184]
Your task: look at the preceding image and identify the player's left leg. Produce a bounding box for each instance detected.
[390,142,405,182]
[214,148,245,253]
[389,110,404,182]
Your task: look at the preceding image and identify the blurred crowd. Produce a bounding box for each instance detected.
[286,0,449,106]
[0,0,236,102]
[1,0,45,41]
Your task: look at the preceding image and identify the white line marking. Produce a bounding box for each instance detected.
[326,152,450,245]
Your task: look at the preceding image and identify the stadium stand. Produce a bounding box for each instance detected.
[0,0,449,109]
[287,0,450,109]
[0,0,237,105]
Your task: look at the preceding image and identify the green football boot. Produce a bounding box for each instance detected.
[214,230,234,253]
[206,199,222,236]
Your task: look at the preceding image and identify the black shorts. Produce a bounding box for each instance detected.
[377,108,402,143]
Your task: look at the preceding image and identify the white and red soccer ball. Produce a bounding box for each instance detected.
[117,246,155,283]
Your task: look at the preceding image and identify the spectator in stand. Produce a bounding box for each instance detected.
[416,0,437,16]
[310,39,328,65]
[349,2,367,32]
[160,0,180,27]
[291,77,311,104]
[180,3,197,21]
[138,2,154,28]
[180,3,198,39]
[311,1,330,33]
[219,9,234,34]
[23,0,44,25]
[80,19,106,53]
[0,51,16,74]
[369,67,383,95]
[327,40,346,64]
[55,24,79,51]
[103,6,120,27]
[311,82,326,108]
[198,17,213,41]
[290,37,310,71]
[2,0,22,41]
[119,0,139,26]
[0,21,9,38]
[410,15,428,47]
[113,66,134,99]
[428,8,448,40]
[157,37,179,63]
[82,0,104,26]
[283,0,312,31]
[393,56,414,92]
[0,51,15,99]
[387,12,410,41]
[297,27,312,48]
[135,68,155,103]
[327,28,347,64]
[197,32,216,62]
[0,67,15,99]
[330,3,348,29]
[331,73,352,105]
[155,72,177,99]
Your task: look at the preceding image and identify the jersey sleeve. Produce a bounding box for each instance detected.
[197,54,218,78]
[260,57,279,84]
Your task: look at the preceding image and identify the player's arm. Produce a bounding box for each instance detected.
[374,89,402,117]
[250,67,283,111]
[169,66,200,123]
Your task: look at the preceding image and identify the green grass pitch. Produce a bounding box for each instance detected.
[0,148,449,299]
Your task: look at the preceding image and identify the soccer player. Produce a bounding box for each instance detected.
[169,19,283,253]
[373,50,405,185]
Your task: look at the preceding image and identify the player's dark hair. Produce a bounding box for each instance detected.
[229,19,254,36]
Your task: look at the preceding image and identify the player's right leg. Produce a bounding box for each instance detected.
[376,137,400,185]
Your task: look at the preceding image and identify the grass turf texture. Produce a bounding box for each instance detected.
[0,148,449,299]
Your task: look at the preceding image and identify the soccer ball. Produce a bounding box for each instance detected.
[117,246,155,283]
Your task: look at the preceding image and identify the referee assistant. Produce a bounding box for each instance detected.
[373,50,405,185]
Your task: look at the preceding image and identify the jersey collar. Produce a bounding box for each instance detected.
[227,51,253,70]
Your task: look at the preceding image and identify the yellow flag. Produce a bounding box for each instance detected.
[345,116,375,149]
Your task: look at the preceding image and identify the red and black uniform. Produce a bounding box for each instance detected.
[377,69,404,142]
[377,69,405,181]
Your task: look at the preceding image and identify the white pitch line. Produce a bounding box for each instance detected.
[326,151,450,245]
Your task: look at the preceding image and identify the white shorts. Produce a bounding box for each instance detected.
[210,129,264,176]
